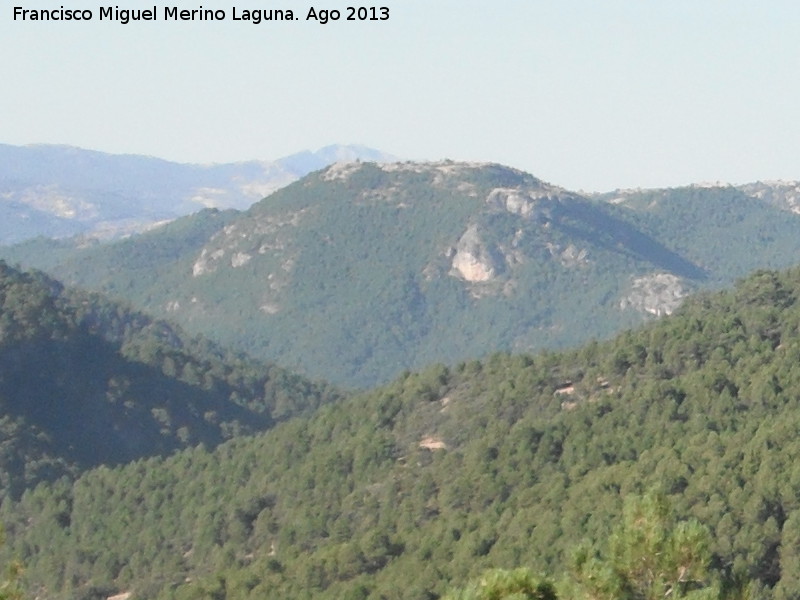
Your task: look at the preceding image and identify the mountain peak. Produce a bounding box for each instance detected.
[275,144,399,176]
[315,159,552,192]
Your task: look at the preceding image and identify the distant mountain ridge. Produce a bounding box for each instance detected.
[6,159,800,387]
[0,143,396,243]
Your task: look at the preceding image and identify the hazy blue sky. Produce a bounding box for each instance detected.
[2,1,798,191]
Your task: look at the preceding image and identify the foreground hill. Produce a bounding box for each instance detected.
[6,161,800,388]
[6,266,800,599]
[0,262,339,497]
[0,143,394,243]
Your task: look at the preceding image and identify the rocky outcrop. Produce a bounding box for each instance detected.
[419,436,447,450]
[450,224,502,282]
[738,181,800,214]
[485,187,558,220]
[620,273,688,317]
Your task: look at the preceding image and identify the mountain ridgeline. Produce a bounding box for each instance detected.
[5,161,800,387]
[0,261,339,497]
[0,143,395,243]
[6,266,800,599]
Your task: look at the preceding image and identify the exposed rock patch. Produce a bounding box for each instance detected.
[620,273,688,316]
[486,188,542,219]
[321,161,364,181]
[547,243,588,267]
[739,180,800,214]
[260,303,280,315]
[192,248,225,277]
[419,436,447,450]
[231,252,252,268]
[188,187,228,209]
[450,224,501,282]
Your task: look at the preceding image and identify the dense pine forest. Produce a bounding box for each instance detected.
[0,261,339,497]
[3,265,800,598]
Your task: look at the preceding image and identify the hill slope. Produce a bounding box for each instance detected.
[6,162,800,388]
[0,262,339,497]
[5,266,800,599]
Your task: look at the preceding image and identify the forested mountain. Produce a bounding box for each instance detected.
[6,266,800,599]
[0,262,339,497]
[5,161,800,388]
[0,143,394,243]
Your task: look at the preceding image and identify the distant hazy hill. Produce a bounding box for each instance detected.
[0,143,395,243]
[7,266,800,599]
[4,161,800,387]
[0,261,338,497]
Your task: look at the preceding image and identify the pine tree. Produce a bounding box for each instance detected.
[569,493,720,600]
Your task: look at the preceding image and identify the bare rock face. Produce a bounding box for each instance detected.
[484,186,563,221]
[547,242,589,268]
[192,247,225,277]
[620,273,688,316]
[738,181,800,214]
[486,188,542,218]
[448,183,592,288]
[450,224,501,282]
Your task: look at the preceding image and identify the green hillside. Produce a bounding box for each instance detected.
[4,164,800,389]
[596,185,800,276]
[6,266,800,599]
[0,261,339,497]
[0,207,238,288]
